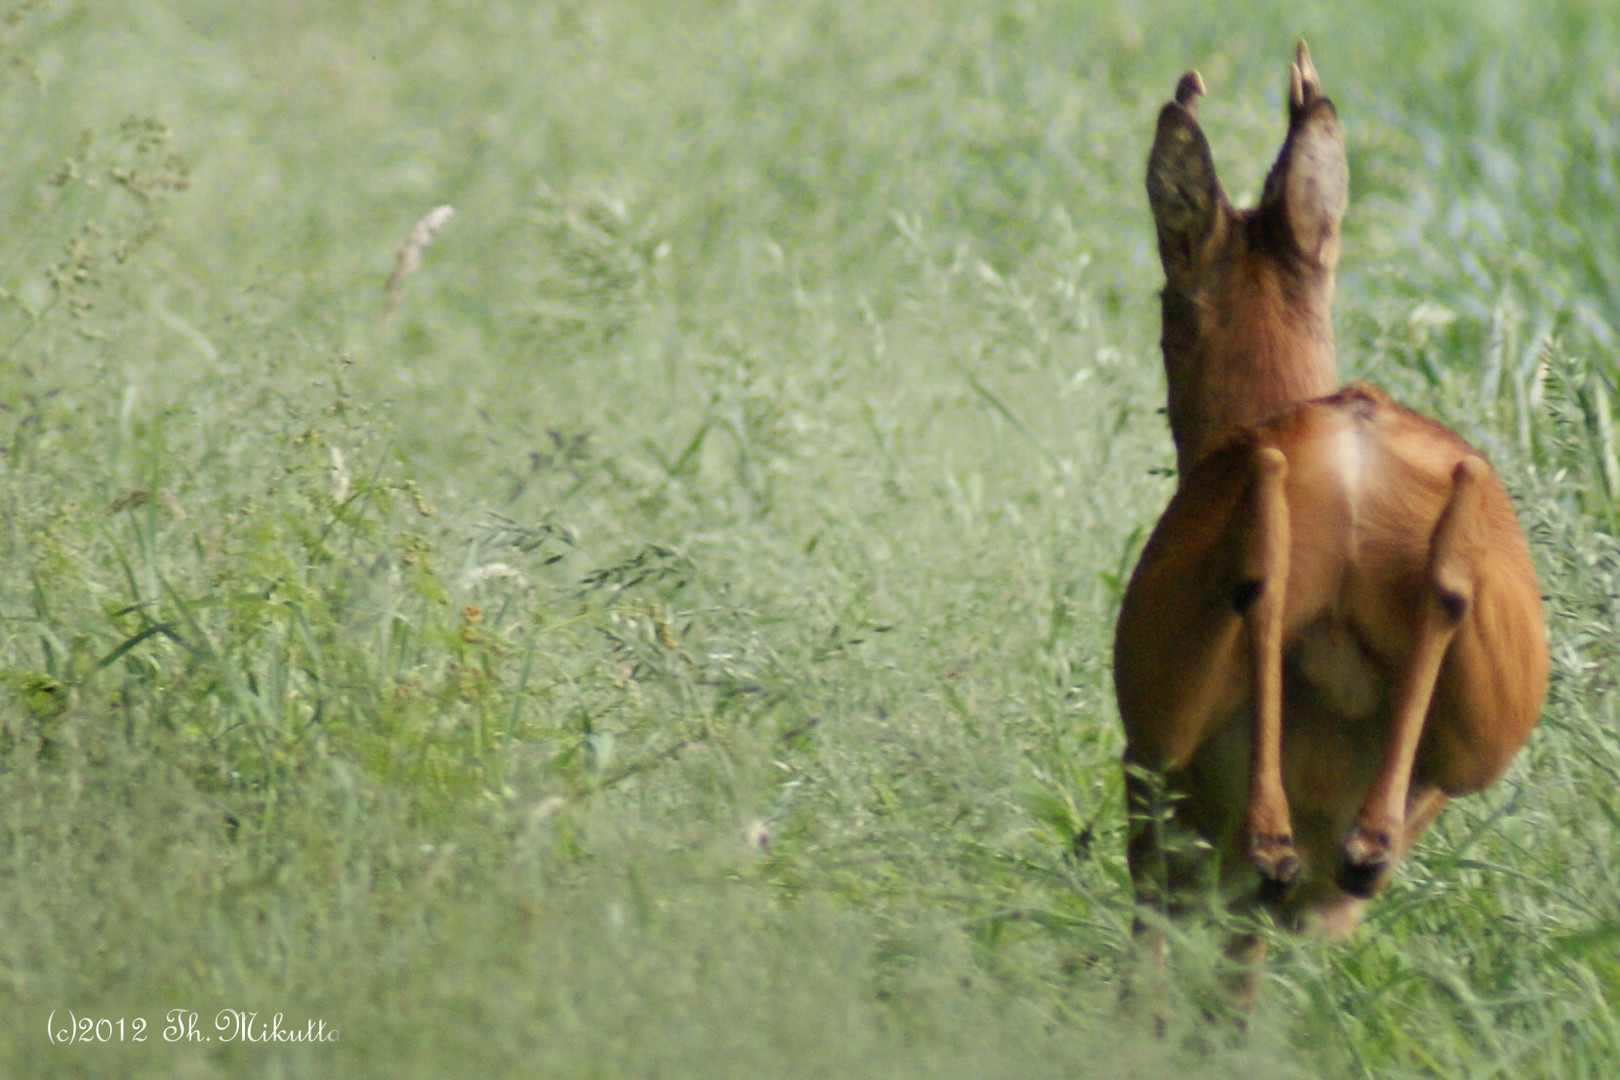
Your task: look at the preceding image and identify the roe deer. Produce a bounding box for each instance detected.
[1113,43,1547,1000]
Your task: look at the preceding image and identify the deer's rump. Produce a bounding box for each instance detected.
[1114,383,1545,907]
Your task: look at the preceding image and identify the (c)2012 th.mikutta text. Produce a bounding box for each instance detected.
[48,1009,339,1045]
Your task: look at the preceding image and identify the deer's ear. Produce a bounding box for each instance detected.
[1261,43,1348,268]
[1147,72,1224,280]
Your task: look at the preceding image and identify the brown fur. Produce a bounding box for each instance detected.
[1115,45,1547,1001]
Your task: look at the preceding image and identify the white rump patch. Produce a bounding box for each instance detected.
[1332,423,1366,494]
[1332,423,1366,562]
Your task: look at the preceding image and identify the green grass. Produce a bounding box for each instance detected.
[2,0,1619,1076]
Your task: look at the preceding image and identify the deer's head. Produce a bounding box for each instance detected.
[1147,42,1349,476]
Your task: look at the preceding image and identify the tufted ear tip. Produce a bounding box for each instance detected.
[1174,70,1206,114]
[1289,40,1323,117]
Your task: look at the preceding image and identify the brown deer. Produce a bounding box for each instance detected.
[1114,43,1547,999]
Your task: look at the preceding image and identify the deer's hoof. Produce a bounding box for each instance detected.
[1247,832,1300,890]
[1338,825,1393,898]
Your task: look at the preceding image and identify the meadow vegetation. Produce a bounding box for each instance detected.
[2,1,1619,1076]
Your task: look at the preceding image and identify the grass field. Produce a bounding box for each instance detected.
[3,1,1620,1076]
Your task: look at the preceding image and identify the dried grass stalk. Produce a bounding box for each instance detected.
[384,204,455,318]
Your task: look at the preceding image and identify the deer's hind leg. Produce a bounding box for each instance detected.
[1116,443,1300,902]
[1340,457,1502,896]
[1339,452,1547,895]
[1234,447,1296,888]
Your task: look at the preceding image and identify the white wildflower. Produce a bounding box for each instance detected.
[463,562,531,590]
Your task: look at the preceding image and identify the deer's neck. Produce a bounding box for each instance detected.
[1160,273,1338,478]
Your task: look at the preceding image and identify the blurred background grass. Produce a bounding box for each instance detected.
[2,1,1619,1076]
